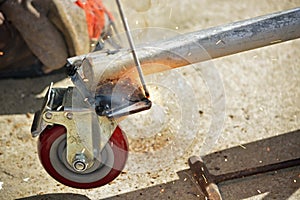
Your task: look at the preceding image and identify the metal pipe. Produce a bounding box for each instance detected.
[69,7,300,84]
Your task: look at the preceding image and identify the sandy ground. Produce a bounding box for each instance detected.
[0,1,300,200]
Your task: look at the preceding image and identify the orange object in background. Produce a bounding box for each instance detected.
[75,0,114,40]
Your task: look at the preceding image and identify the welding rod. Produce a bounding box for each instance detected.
[115,0,150,98]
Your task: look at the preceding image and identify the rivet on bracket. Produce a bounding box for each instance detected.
[45,112,53,119]
[65,112,73,120]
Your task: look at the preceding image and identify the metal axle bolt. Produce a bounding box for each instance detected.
[73,160,86,171]
[72,153,87,172]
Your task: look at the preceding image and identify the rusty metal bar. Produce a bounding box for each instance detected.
[215,157,300,183]
[188,156,300,200]
[189,156,223,200]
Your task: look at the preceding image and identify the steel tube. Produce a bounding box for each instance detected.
[69,7,300,84]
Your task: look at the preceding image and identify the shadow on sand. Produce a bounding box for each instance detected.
[0,72,67,115]
[17,129,300,200]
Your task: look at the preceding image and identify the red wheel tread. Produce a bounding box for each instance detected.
[38,125,128,189]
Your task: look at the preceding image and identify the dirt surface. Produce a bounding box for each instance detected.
[1,1,300,200]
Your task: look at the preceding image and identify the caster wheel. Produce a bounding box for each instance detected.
[38,125,128,189]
